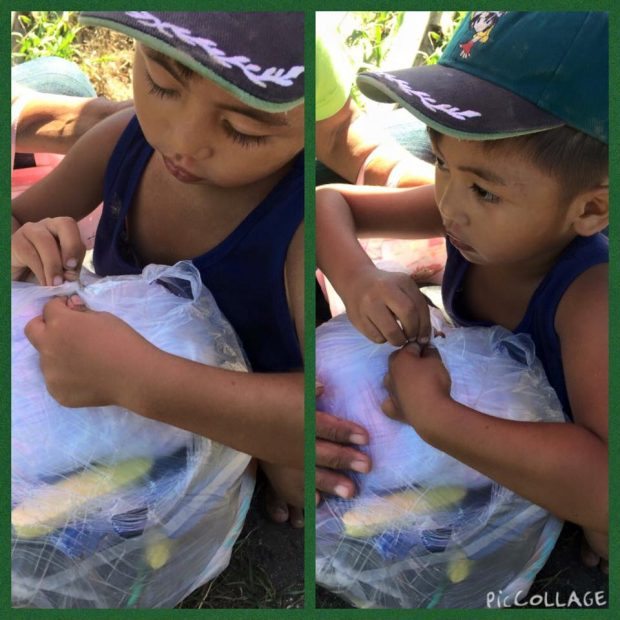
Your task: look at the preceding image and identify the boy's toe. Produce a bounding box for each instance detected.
[264,486,289,524]
[289,505,304,529]
[580,536,601,568]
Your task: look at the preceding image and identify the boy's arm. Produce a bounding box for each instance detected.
[25,300,304,468]
[12,107,134,226]
[23,221,306,469]
[12,108,135,284]
[384,264,608,534]
[317,183,442,346]
[285,223,305,355]
[316,183,442,297]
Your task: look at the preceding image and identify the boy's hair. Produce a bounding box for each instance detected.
[428,126,608,203]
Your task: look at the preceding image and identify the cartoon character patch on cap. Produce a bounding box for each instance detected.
[459,12,506,58]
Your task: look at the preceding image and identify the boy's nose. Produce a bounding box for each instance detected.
[438,183,469,227]
[173,144,213,162]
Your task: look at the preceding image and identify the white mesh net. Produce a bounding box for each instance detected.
[12,262,255,608]
[316,311,565,608]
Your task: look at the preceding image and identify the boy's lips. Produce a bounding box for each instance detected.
[162,156,203,183]
[446,232,474,252]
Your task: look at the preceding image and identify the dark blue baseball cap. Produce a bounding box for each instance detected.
[357,12,608,144]
[80,11,304,112]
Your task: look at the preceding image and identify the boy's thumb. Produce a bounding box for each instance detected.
[402,341,422,356]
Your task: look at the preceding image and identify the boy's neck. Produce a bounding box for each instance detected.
[463,233,580,330]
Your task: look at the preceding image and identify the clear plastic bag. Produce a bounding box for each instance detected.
[12,262,255,608]
[316,310,565,608]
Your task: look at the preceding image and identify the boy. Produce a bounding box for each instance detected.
[316,11,608,570]
[12,12,305,524]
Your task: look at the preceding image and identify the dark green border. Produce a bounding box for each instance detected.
[1,6,9,620]
[4,1,619,618]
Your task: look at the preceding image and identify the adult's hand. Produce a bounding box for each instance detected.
[316,408,371,504]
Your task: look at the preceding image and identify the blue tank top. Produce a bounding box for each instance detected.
[442,234,608,419]
[94,116,303,373]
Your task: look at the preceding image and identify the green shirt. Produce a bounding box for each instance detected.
[316,29,356,122]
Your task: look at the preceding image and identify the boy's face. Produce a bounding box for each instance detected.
[430,133,576,268]
[132,44,304,188]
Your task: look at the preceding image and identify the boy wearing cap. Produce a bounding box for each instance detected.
[316,11,608,568]
[12,12,305,524]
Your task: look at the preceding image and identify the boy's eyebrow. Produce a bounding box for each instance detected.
[458,165,507,186]
[144,48,195,85]
[216,103,290,127]
[433,139,507,186]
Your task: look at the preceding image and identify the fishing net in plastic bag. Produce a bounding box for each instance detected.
[12,262,255,608]
[316,310,566,608]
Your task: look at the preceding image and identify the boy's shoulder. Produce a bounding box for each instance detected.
[553,234,608,325]
[556,259,607,333]
[555,259,607,436]
[77,106,135,155]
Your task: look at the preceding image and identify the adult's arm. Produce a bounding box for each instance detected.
[316,96,434,187]
[13,86,132,155]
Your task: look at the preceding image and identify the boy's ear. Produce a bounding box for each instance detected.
[570,185,609,237]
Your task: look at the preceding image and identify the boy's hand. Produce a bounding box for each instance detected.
[11,216,85,286]
[381,342,451,436]
[341,265,431,346]
[24,296,156,409]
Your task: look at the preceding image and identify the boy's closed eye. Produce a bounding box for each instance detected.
[143,69,272,148]
[144,71,180,100]
[221,119,268,148]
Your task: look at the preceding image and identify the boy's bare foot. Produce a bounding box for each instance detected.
[580,530,609,574]
[265,484,304,528]
[260,461,304,528]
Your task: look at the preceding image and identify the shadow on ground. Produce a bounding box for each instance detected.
[316,522,608,609]
[177,475,304,609]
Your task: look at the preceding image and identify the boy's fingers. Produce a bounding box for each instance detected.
[381,395,401,420]
[388,286,421,343]
[24,315,45,348]
[22,225,63,286]
[41,296,71,322]
[316,410,369,445]
[48,218,86,272]
[368,305,407,346]
[67,294,88,311]
[361,317,387,344]
[400,279,433,343]
[416,299,432,343]
[63,269,81,282]
[421,346,440,359]
[15,237,46,285]
[403,341,423,356]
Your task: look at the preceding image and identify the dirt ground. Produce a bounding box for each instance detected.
[74,21,134,101]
